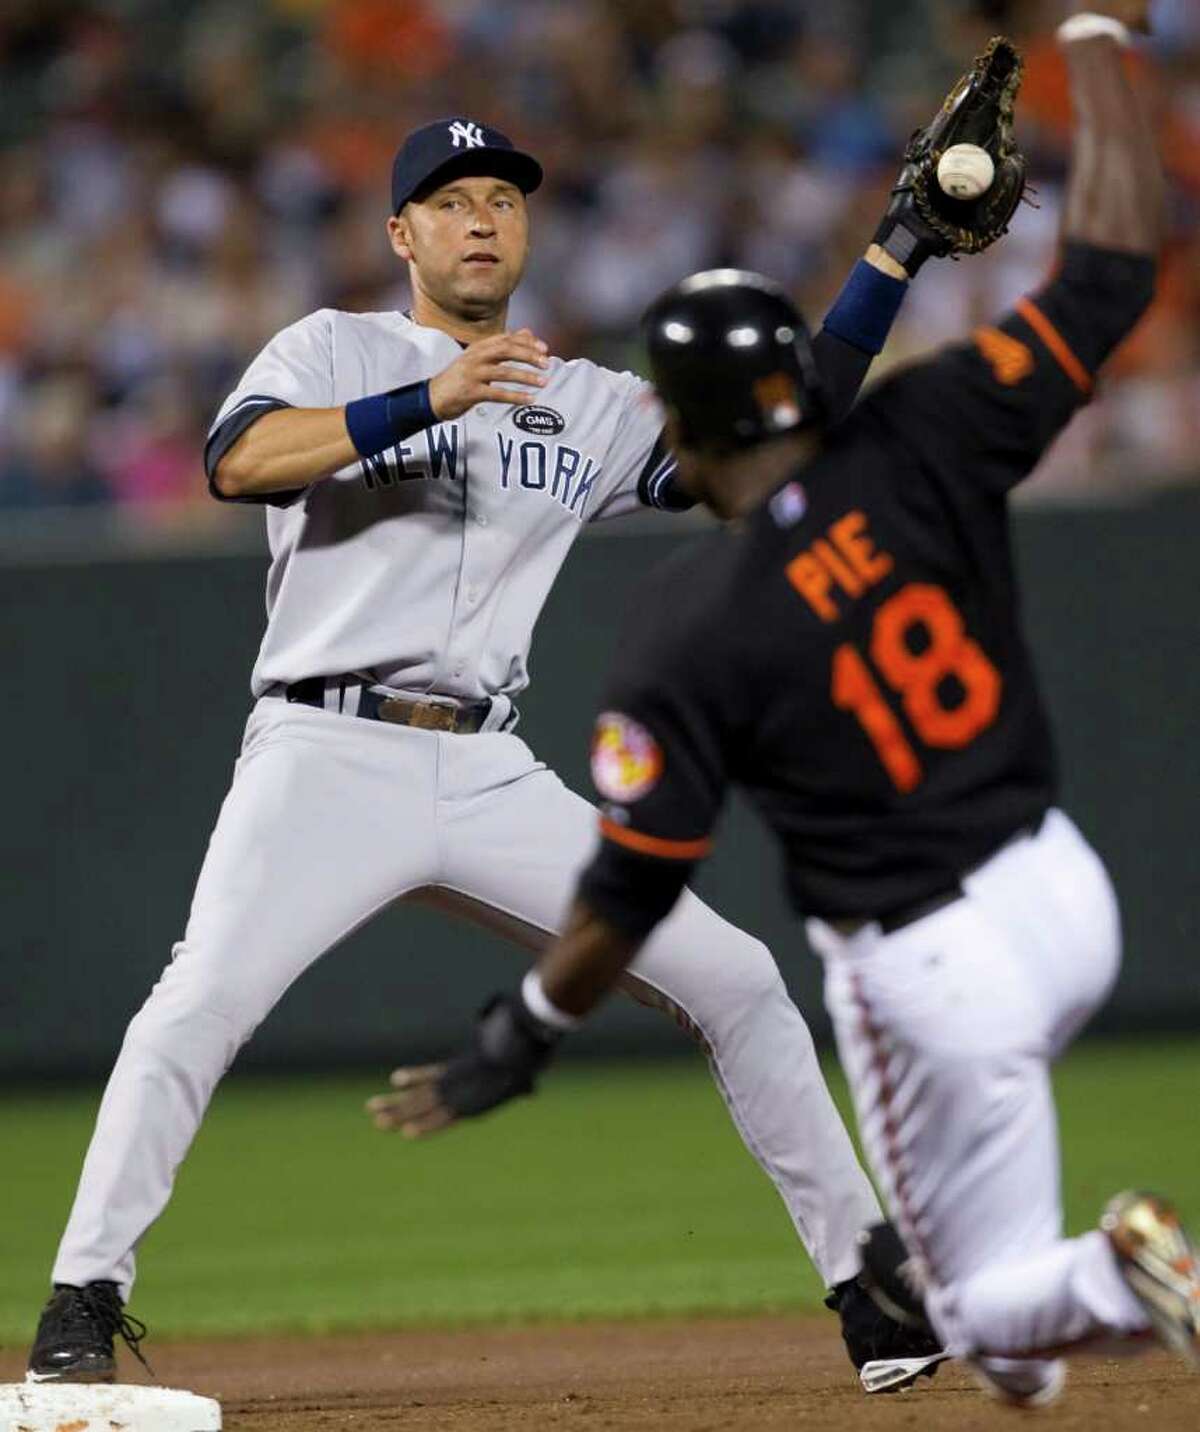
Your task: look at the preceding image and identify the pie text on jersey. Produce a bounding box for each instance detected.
[785,509,894,623]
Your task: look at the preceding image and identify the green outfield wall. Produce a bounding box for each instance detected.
[2,488,1198,1077]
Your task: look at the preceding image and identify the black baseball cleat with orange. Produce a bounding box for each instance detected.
[27,1282,150,1383]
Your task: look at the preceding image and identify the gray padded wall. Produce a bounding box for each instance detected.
[2,489,1197,1076]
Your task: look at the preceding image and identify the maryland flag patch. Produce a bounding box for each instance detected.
[591,712,663,804]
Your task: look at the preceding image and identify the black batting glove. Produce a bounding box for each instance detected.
[441,992,563,1116]
[366,991,564,1138]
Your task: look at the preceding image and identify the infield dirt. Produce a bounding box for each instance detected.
[3,1317,1196,1432]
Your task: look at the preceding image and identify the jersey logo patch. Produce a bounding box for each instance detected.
[512,405,565,436]
[591,712,663,804]
[974,326,1034,386]
[449,120,486,149]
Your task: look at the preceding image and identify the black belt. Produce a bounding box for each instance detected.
[285,677,491,734]
[830,884,963,938]
[827,817,1044,938]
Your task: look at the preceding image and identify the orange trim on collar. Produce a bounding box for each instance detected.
[1015,297,1093,395]
[599,817,713,861]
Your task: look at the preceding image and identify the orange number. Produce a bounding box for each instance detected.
[831,584,1002,792]
[832,644,923,793]
[871,584,1001,748]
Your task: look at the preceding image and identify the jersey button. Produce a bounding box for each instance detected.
[475,514,488,527]
[466,586,479,605]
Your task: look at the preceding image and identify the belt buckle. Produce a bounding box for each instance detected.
[415,703,458,733]
[377,697,459,732]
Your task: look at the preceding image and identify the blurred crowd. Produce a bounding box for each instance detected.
[1,0,1198,522]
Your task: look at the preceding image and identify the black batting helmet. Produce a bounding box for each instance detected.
[642,269,823,452]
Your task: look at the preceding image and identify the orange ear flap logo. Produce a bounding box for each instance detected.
[753,372,801,427]
[974,327,1034,386]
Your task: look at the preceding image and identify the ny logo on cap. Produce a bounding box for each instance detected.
[448,120,485,150]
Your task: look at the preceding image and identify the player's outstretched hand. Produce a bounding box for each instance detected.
[367,1061,457,1137]
[428,328,551,420]
[365,990,563,1139]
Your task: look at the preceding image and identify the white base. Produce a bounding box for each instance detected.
[1,1382,220,1432]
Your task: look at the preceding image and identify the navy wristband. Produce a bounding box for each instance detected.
[821,260,908,356]
[344,380,435,458]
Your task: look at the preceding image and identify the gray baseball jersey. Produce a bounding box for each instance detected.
[206,310,678,718]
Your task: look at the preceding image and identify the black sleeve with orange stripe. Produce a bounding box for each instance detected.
[869,241,1157,494]
[577,834,700,940]
[577,661,732,941]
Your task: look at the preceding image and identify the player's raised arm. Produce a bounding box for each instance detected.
[208,328,550,501]
[809,246,907,427]
[815,38,1029,423]
[862,5,1163,490]
[1059,3,1163,255]
[1009,2,1163,378]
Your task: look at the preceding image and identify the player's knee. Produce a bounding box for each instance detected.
[691,932,793,1028]
[625,927,786,1044]
[971,1356,1066,1407]
[124,944,264,1056]
[726,934,787,1005]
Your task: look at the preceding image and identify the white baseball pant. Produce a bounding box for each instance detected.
[53,695,880,1298]
[810,809,1150,1399]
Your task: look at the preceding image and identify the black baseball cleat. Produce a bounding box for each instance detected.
[857,1221,934,1331]
[825,1275,949,1394]
[27,1282,151,1383]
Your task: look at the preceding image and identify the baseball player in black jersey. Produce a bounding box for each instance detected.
[374,4,1200,1406]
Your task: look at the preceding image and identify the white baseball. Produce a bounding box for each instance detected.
[937,143,995,201]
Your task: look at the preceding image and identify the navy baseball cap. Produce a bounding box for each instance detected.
[391,118,543,214]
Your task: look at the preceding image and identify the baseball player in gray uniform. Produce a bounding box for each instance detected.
[29,117,949,1389]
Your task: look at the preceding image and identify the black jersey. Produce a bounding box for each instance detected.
[579,244,1157,925]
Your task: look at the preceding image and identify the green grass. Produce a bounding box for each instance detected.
[1,1038,1196,1345]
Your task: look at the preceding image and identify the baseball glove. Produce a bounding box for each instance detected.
[874,36,1026,276]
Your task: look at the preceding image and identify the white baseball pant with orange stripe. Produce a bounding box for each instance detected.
[810,809,1150,1399]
